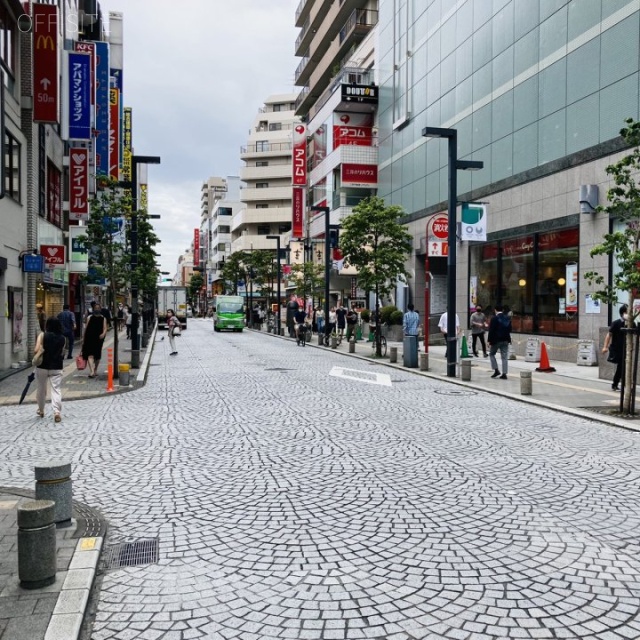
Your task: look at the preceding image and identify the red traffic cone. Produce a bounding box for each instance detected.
[535,342,556,372]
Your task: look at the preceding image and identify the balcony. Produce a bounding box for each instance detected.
[295,0,313,27]
[338,9,378,56]
[240,142,292,158]
[295,55,311,85]
[231,207,292,233]
[239,163,291,182]
[240,185,293,202]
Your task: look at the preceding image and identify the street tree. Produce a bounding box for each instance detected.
[220,251,248,295]
[290,262,325,303]
[339,195,413,356]
[244,250,275,302]
[188,272,204,312]
[584,118,640,413]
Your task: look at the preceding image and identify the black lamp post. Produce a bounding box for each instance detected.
[266,235,281,334]
[130,154,161,368]
[311,205,331,345]
[422,126,483,377]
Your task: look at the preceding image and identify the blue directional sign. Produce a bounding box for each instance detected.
[68,52,91,140]
[22,254,45,273]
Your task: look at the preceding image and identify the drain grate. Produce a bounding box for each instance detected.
[103,538,159,570]
[434,389,478,396]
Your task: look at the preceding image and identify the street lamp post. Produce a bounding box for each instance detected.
[422,127,483,378]
[130,154,161,368]
[311,205,331,345]
[266,235,281,335]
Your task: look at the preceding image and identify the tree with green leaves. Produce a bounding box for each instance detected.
[290,261,325,303]
[220,251,247,295]
[584,118,640,414]
[188,272,204,313]
[339,195,413,356]
[82,177,160,376]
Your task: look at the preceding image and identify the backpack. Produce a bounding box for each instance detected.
[495,313,511,341]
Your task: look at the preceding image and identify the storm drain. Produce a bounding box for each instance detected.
[434,389,478,396]
[103,538,159,570]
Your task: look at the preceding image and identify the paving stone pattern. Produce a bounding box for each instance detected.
[1,321,640,639]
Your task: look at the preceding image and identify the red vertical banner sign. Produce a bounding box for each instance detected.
[194,229,200,266]
[69,147,89,221]
[292,187,305,239]
[108,88,120,179]
[32,3,59,123]
[292,124,307,186]
[47,162,62,227]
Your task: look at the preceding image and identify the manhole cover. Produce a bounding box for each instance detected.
[103,538,159,570]
[434,389,478,396]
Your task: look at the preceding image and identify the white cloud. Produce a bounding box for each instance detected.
[96,0,299,275]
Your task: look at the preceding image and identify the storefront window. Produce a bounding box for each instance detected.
[469,226,578,337]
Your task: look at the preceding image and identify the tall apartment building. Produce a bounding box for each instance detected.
[294,0,379,305]
[232,94,300,256]
[375,0,640,361]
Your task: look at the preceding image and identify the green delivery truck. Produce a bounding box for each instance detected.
[213,295,245,332]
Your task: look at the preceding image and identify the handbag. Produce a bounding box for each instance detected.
[172,324,181,337]
[76,354,87,370]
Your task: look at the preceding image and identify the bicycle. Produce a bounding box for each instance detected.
[371,323,387,357]
[295,322,310,347]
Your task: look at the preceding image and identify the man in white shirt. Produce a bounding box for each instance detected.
[438,311,460,359]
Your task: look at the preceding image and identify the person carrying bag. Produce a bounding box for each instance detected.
[34,317,66,422]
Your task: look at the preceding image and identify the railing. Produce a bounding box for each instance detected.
[309,67,375,119]
[295,0,309,24]
[255,123,295,133]
[295,55,310,84]
[295,17,310,52]
[295,86,310,113]
[240,142,293,154]
[332,193,372,210]
[339,9,378,45]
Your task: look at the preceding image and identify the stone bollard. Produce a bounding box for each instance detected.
[520,370,532,395]
[331,335,337,349]
[348,338,356,353]
[18,500,57,589]
[419,352,429,371]
[35,462,72,524]
[461,359,472,381]
[318,333,324,346]
[389,346,398,363]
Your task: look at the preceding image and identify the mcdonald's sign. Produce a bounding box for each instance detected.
[32,4,59,123]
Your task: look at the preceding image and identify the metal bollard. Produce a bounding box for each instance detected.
[18,500,57,589]
[520,370,532,395]
[389,346,398,363]
[419,352,429,371]
[35,462,72,524]
[461,359,472,381]
[349,338,356,353]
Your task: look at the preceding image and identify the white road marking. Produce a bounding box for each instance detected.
[329,366,392,387]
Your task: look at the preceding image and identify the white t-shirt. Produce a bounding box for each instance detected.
[438,312,460,333]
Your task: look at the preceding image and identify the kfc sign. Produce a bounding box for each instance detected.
[292,124,307,186]
[40,245,65,266]
[69,147,89,221]
[341,163,378,187]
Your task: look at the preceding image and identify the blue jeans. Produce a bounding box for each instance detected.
[317,317,324,334]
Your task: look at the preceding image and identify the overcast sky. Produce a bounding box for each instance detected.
[96,0,299,276]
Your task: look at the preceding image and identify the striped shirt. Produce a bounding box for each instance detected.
[403,310,420,336]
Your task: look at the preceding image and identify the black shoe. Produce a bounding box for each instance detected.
[612,384,619,391]
[500,374,508,380]
[473,353,479,357]
[491,370,500,378]
[483,353,489,357]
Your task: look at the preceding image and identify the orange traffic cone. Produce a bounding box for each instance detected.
[535,342,556,372]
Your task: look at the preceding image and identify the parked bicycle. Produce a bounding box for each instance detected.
[371,323,387,357]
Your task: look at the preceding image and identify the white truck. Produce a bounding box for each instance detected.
[157,286,188,330]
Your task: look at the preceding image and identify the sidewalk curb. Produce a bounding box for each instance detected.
[254,329,640,433]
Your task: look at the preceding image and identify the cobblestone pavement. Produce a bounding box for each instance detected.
[1,319,640,639]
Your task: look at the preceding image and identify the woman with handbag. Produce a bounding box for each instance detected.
[82,304,108,378]
[167,309,180,356]
[33,317,66,422]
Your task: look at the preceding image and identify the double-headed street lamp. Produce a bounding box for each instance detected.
[422,127,483,378]
[266,235,281,334]
[130,154,161,368]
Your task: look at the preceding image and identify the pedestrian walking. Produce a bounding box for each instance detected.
[167,309,180,355]
[286,295,299,338]
[124,305,132,339]
[328,306,337,336]
[336,302,347,339]
[602,304,628,391]
[316,306,325,335]
[82,304,107,378]
[487,304,512,379]
[345,305,359,341]
[36,303,46,332]
[470,304,488,357]
[56,304,76,359]
[33,317,66,422]
[116,303,125,331]
[438,311,460,359]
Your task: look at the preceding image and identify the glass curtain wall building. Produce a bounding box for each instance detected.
[377,0,639,360]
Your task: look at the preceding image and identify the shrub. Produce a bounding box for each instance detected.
[360,308,370,323]
[380,305,398,325]
[390,310,404,325]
